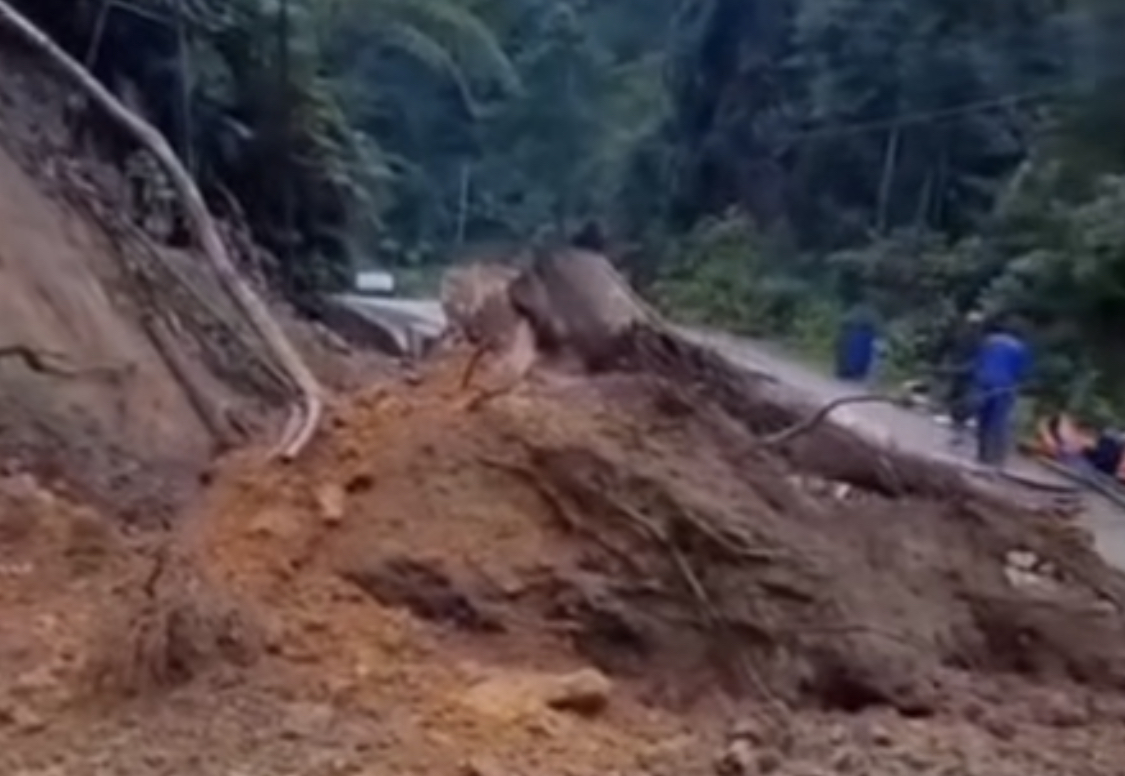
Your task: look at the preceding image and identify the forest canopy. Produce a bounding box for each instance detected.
[13,0,1125,415]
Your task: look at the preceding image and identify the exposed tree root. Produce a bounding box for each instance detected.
[432,248,1125,713]
[91,543,260,696]
[0,343,132,380]
[762,393,908,446]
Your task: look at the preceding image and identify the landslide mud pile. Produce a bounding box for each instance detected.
[161,250,1125,716]
[183,347,1125,715]
[7,248,1125,776]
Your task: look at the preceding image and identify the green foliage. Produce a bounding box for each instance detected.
[981,171,1125,413]
[20,0,523,297]
[655,0,1125,420]
[21,0,1125,422]
[664,0,1071,244]
[650,215,842,360]
[24,0,674,291]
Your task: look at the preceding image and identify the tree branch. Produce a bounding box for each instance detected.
[762,393,905,447]
[0,344,130,380]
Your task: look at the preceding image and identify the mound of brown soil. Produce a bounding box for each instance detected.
[5,346,1125,775]
[183,350,1125,714]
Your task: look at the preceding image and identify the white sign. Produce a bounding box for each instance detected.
[355,270,395,294]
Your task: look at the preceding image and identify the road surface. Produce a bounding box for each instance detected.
[336,295,1125,569]
[332,295,444,355]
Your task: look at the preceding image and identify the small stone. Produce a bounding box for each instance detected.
[142,751,168,768]
[715,739,755,776]
[542,668,612,716]
[316,484,347,526]
[279,702,334,740]
[896,748,940,772]
[754,750,782,774]
[461,756,504,776]
[729,716,767,745]
[345,473,374,494]
[961,699,986,724]
[11,666,61,696]
[830,747,861,774]
[0,701,47,735]
[866,723,894,747]
[1034,692,1089,728]
[1005,550,1038,571]
[981,713,1017,742]
[248,508,298,540]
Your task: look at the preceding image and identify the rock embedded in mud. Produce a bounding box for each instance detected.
[1032,691,1089,729]
[461,756,506,776]
[316,483,347,526]
[980,712,1017,742]
[715,739,754,775]
[247,507,300,540]
[344,473,374,494]
[460,667,613,722]
[754,749,782,774]
[279,701,335,740]
[728,715,776,747]
[716,738,785,775]
[857,721,895,748]
[542,667,613,716]
[829,746,862,774]
[0,697,47,735]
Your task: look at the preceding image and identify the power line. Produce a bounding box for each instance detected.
[772,51,1125,149]
[776,87,1062,146]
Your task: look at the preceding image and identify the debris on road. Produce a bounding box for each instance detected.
[4,249,1125,776]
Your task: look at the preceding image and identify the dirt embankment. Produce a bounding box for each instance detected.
[0,83,208,517]
[0,35,388,522]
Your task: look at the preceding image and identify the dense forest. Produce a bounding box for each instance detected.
[11,0,1125,417]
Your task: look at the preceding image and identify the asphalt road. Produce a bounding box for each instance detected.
[337,295,1125,570]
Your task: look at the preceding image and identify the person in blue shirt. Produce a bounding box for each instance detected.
[972,317,1031,467]
[835,300,879,383]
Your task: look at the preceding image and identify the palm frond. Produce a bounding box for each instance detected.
[360,0,520,95]
[376,20,476,109]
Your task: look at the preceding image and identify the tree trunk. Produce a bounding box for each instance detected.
[875,126,900,234]
[0,0,323,460]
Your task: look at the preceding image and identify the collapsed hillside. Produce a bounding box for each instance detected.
[6,249,1125,774]
[187,347,1125,709]
[6,343,1125,775]
[0,30,387,522]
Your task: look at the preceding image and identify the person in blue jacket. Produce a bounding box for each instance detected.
[972,317,1031,467]
[835,299,879,382]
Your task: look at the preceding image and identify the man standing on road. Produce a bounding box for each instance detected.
[939,310,985,447]
[972,317,1031,468]
[835,298,879,383]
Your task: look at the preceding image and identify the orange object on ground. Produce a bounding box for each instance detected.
[1032,413,1125,481]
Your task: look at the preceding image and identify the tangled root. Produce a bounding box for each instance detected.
[90,546,259,696]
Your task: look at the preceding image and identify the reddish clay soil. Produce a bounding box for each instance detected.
[3,351,1125,776]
